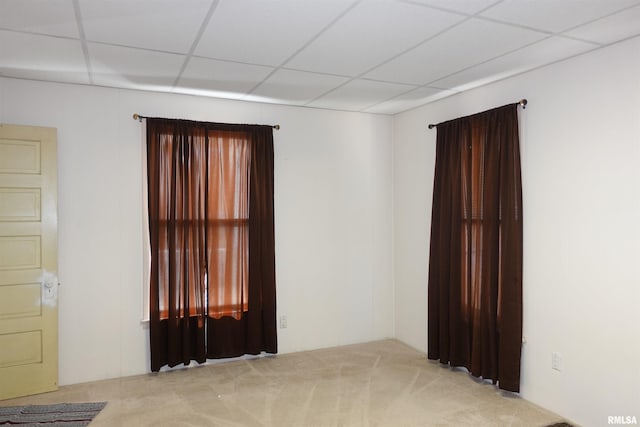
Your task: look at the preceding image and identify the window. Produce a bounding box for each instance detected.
[427,103,523,392]
[203,130,249,320]
[145,118,277,371]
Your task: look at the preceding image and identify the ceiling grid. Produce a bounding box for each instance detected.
[1,0,639,114]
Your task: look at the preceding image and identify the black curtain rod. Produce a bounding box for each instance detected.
[427,99,527,129]
[132,113,280,130]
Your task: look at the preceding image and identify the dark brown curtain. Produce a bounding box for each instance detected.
[427,104,522,392]
[147,118,276,372]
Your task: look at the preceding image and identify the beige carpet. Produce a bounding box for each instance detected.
[1,340,570,426]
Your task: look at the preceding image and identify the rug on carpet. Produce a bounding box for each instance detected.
[0,402,106,426]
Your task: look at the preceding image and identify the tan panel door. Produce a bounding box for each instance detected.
[0,124,58,400]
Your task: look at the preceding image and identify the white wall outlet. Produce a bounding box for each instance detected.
[279,315,287,329]
[551,352,563,371]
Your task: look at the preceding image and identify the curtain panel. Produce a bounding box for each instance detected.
[427,104,523,392]
[146,118,277,372]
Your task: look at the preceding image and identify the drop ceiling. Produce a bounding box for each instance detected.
[1,0,640,114]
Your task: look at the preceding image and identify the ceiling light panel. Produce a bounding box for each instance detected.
[0,0,79,38]
[285,1,465,77]
[80,0,213,54]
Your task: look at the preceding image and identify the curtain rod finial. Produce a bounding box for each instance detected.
[519,99,527,109]
[428,124,436,129]
[273,124,280,130]
[133,113,141,122]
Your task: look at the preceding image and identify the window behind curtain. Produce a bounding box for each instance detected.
[460,125,496,318]
[427,104,523,392]
[152,128,250,321]
[206,130,249,320]
[147,118,277,371]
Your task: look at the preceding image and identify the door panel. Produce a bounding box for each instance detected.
[0,124,58,400]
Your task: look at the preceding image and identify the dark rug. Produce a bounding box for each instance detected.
[0,402,106,426]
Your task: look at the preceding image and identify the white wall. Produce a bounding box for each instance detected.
[2,36,638,427]
[393,37,640,427]
[0,79,394,385]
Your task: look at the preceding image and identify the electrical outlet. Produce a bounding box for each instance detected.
[279,315,287,329]
[551,352,562,371]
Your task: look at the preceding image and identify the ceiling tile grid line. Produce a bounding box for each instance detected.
[398,0,502,16]
[242,0,362,100]
[280,0,579,110]
[1,0,620,59]
[171,0,221,89]
[352,1,625,89]
[438,40,608,94]
[67,0,632,82]
[2,0,640,114]
[309,0,640,112]
[403,33,604,107]
[302,0,640,112]
[555,1,640,40]
[283,1,471,76]
[294,5,477,109]
[473,2,640,45]
[303,19,472,105]
[0,28,79,43]
[358,84,437,113]
[421,34,571,87]
[71,0,92,85]
[307,14,542,106]
[367,41,598,115]
[480,0,640,34]
[566,3,640,44]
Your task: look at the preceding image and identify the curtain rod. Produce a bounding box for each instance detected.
[427,99,527,129]
[132,113,280,130]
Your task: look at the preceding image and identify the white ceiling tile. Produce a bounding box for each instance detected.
[177,57,274,98]
[565,4,640,44]
[0,0,78,38]
[307,79,417,112]
[481,0,640,33]
[365,18,546,85]
[363,86,456,114]
[286,1,465,76]
[89,43,184,90]
[195,0,354,66]
[248,69,349,105]
[3,0,637,114]
[407,0,500,15]
[0,30,89,84]
[432,36,596,90]
[80,0,212,53]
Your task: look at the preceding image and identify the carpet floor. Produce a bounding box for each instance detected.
[0,340,573,426]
